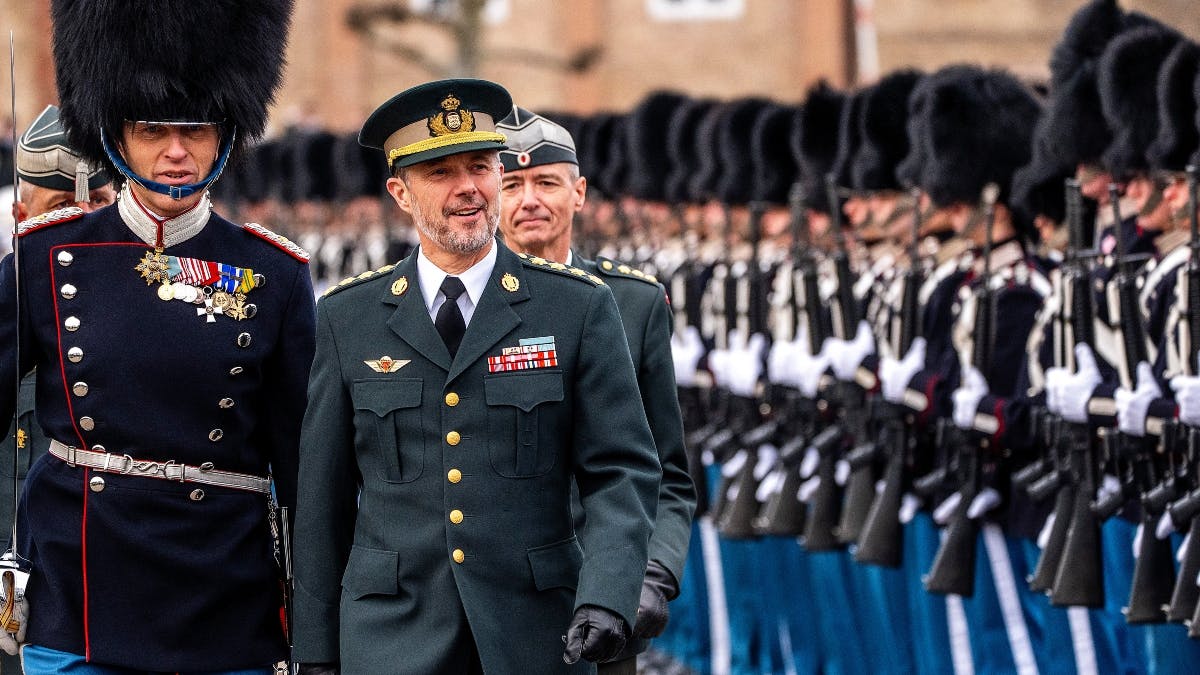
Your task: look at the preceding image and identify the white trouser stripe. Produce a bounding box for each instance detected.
[1067,606,1098,675]
[947,593,975,675]
[982,524,1039,675]
[699,516,731,675]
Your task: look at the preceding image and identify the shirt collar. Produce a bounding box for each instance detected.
[117,182,211,249]
[416,239,498,313]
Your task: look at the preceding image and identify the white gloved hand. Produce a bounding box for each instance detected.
[725,330,767,398]
[670,325,706,387]
[827,319,875,381]
[1043,365,1069,416]
[1171,374,1200,427]
[767,336,796,386]
[952,366,988,430]
[967,486,1002,519]
[1116,362,1161,437]
[1053,343,1102,424]
[880,337,926,404]
[708,347,731,390]
[788,334,831,398]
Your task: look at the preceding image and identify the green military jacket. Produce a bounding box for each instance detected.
[577,255,694,582]
[293,241,661,674]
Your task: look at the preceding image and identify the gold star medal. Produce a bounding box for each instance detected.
[135,250,171,285]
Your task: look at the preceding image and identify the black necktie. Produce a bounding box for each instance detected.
[435,276,467,358]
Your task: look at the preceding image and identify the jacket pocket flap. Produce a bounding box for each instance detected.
[484,371,564,412]
[341,546,399,599]
[353,379,422,417]
[527,536,582,591]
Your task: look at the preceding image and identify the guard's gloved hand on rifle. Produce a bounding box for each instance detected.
[562,604,629,664]
[952,366,988,430]
[826,319,875,382]
[785,327,831,398]
[1170,374,1200,427]
[1045,344,1101,423]
[1115,362,1161,436]
[768,337,797,386]
[724,330,766,398]
[632,560,679,639]
[879,337,926,405]
[670,325,706,387]
[296,664,338,675]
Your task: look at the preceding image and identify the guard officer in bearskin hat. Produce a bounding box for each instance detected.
[0,1,313,672]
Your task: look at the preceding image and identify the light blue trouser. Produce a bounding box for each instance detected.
[904,513,955,675]
[21,644,274,675]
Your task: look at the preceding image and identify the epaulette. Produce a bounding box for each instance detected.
[322,263,397,298]
[16,207,84,237]
[518,253,604,286]
[595,256,659,285]
[242,222,310,262]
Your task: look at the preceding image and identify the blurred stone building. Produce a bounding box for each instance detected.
[4,0,1200,134]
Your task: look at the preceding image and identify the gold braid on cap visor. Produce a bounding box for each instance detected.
[387,131,508,167]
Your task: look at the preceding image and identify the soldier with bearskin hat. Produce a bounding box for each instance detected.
[0,1,313,672]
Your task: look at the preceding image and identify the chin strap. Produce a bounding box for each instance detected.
[100,126,235,200]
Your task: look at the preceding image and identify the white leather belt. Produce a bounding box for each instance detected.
[49,439,271,494]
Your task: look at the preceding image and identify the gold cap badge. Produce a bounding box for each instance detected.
[391,276,409,296]
[501,272,520,292]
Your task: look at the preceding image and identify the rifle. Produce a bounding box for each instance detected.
[924,183,999,596]
[1033,179,1104,608]
[856,188,922,567]
[1104,184,1173,623]
[824,174,879,546]
[755,183,820,536]
[1168,165,1200,625]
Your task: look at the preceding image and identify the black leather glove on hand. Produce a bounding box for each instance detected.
[632,560,679,639]
[296,664,338,675]
[561,604,629,664]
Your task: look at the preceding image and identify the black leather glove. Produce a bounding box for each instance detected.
[296,664,338,675]
[561,604,629,664]
[632,560,679,639]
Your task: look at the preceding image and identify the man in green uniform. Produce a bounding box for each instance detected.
[292,79,662,675]
[496,106,696,675]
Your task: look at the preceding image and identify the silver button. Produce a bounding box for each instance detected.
[253,273,266,288]
[57,251,74,267]
[218,398,235,409]
[208,429,224,442]
[72,382,89,397]
[229,366,244,376]
[89,476,105,492]
[243,303,258,319]
[65,316,81,332]
[61,284,77,300]
[237,333,252,348]
[91,444,105,453]
[67,347,84,363]
[79,416,95,431]
[189,489,205,501]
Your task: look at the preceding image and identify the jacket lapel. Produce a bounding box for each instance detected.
[447,244,529,383]
[382,254,453,372]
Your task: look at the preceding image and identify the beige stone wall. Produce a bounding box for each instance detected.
[7,0,1200,136]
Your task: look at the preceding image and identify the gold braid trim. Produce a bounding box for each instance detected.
[388,131,507,167]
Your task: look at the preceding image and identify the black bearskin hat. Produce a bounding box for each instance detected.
[1098,25,1183,181]
[717,98,772,206]
[1042,0,1158,170]
[690,103,728,203]
[792,81,845,214]
[854,70,923,193]
[626,91,688,202]
[751,104,801,205]
[831,86,868,192]
[666,98,715,204]
[1148,39,1200,173]
[921,65,1041,212]
[52,0,293,173]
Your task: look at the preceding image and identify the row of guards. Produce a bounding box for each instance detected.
[15,0,1200,672]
